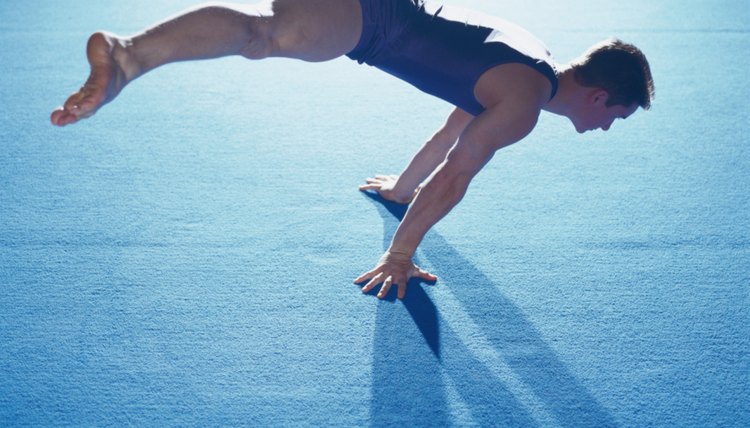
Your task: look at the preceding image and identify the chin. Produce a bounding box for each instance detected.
[570,119,585,134]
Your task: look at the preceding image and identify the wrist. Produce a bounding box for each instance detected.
[385,246,414,260]
[392,179,419,203]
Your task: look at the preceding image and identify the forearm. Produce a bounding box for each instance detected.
[392,136,455,198]
[388,113,504,257]
[388,166,472,257]
[124,3,260,78]
[393,108,473,199]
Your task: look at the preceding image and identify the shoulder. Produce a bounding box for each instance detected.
[474,62,553,112]
[463,64,553,150]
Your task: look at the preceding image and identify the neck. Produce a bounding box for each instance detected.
[543,66,578,118]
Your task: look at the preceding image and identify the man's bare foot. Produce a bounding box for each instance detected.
[50,32,133,127]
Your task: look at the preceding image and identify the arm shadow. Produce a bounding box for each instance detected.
[361,190,618,427]
[358,191,440,360]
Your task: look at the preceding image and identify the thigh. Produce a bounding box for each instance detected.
[268,0,363,62]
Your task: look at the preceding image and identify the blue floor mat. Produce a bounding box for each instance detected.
[1,0,748,426]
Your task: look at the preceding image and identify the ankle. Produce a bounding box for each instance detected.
[111,36,141,83]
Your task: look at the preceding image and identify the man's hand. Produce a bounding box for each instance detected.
[359,175,421,204]
[354,250,437,299]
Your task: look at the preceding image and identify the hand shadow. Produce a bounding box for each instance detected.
[357,191,440,359]
[360,191,537,426]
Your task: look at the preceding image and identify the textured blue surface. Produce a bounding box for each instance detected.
[1,0,748,426]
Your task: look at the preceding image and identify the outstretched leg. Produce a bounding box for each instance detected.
[50,0,363,126]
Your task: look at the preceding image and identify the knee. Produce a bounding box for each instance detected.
[239,16,275,59]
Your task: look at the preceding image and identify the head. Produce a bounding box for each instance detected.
[567,38,654,133]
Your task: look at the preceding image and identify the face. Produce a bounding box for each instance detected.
[573,90,638,133]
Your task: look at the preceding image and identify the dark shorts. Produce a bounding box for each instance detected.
[346,0,558,116]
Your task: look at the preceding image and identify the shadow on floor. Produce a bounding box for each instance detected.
[362,191,617,427]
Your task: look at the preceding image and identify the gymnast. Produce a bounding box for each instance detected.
[50,0,654,300]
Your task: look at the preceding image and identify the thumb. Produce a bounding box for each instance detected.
[414,266,438,282]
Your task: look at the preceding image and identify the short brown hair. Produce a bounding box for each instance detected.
[572,38,655,110]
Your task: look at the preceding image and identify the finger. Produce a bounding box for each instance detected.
[377,275,393,299]
[361,272,384,294]
[414,266,438,282]
[359,177,384,190]
[397,281,407,300]
[374,174,397,181]
[358,183,381,191]
[353,269,377,284]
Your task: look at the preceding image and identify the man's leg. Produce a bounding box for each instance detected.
[50,0,363,126]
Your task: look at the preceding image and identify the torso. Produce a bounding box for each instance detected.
[346,0,558,115]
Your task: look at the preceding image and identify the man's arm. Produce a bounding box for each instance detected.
[359,107,474,203]
[355,100,541,299]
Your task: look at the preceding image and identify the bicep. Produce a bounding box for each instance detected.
[440,103,540,180]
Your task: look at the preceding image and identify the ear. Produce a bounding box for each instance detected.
[588,89,609,106]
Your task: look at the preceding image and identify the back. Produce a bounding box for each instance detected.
[347,0,558,115]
